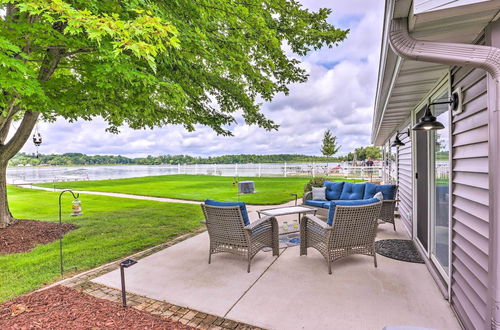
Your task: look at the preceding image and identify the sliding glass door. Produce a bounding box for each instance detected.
[431,92,451,275]
[414,87,451,281]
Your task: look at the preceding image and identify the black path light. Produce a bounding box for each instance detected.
[58,189,83,277]
[391,129,410,147]
[120,259,138,307]
[413,92,460,131]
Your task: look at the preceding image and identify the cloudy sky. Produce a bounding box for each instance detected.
[19,0,385,158]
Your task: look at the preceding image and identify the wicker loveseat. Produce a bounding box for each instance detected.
[303,181,398,230]
[201,200,279,272]
[300,200,383,274]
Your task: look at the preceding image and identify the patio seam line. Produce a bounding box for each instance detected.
[223,247,287,318]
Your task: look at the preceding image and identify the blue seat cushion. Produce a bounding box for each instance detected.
[326,198,380,226]
[204,200,250,226]
[339,182,366,200]
[363,183,397,200]
[305,200,330,209]
[323,181,344,200]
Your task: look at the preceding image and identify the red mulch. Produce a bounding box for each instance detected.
[0,220,76,255]
[0,285,193,329]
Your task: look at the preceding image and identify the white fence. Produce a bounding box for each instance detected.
[8,162,383,184]
[175,163,383,180]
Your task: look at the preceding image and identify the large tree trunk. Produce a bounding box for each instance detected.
[0,161,14,228]
[0,111,40,227]
[0,34,64,227]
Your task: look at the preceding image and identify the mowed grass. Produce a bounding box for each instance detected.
[39,175,356,204]
[0,186,203,302]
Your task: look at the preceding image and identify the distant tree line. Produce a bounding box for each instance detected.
[10,152,358,167]
[344,146,382,162]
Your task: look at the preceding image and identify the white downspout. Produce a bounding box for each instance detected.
[389,18,500,329]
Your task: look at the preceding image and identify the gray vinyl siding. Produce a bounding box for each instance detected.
[450,65,489,330]
[397,127,413,233]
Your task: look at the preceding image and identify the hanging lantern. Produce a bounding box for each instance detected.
[33,129,42,158]
[71,198,83,216]
[33,132,42,146]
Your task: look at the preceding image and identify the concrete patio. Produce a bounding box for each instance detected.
[92,205,461,330]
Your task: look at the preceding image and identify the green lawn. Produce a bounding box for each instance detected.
[39,175,357,205]
[0,186,203,302]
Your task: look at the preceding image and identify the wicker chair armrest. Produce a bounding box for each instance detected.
[303,191,313,203]
[303,214,331,230]
[382,200,397,204]
[244,216,276,231]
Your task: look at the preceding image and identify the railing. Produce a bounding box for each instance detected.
[7,162,384,184]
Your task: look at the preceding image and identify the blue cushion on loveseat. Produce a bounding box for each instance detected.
[205,200,250,226]
[363,182,397,200]
[326,198,380,226]
[305,200,330,208]
[324,181,344,200]
[340,182,366,200]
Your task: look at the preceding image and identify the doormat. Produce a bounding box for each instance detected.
[375,239,425,263]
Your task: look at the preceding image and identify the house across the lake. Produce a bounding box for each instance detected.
[373,0,500,328]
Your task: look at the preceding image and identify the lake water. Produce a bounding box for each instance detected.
[7,163,350,184]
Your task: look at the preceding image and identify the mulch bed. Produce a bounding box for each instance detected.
[0,220,76,255]
[0,285,192,329]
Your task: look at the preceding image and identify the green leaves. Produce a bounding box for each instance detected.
[4,0,179,68]
[0,0,347,136]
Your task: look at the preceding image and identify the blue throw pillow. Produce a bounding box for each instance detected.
[326,198,380,226]
[340,182,366,200]
[323,181,344,200]
[363,182,377,199]
[378,184,397,200]
[204,200,250,226]
[363,183,396,200]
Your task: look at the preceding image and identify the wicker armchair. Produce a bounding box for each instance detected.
[302,189,398,231]
[201,204,279,272]
[300,201,382,274]
[379,191,398,231]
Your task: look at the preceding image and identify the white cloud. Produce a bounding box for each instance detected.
[17,1,384,158]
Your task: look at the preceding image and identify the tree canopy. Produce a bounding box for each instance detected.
[0,0,348,226]
[345,146,381,161]
[1,0,348,137]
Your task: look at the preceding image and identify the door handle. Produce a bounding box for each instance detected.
[415,172,418,179]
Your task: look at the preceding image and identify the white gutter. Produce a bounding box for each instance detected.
[389,17,500,328]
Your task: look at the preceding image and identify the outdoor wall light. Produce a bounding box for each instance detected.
[391,129,410,147]
[412,92,459,131]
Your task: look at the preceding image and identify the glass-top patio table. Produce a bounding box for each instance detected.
[257,206,318,235]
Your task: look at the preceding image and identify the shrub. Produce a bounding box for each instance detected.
[303,177,328,194]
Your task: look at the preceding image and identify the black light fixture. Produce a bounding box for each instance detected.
[120,259,138,307]
[391,129,410,147]
[412,92,459,131]
[391,135,405,147]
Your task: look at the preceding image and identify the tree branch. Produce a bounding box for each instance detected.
[2,110,39,160]
[0,117,13,145]
[64,47,96,57]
